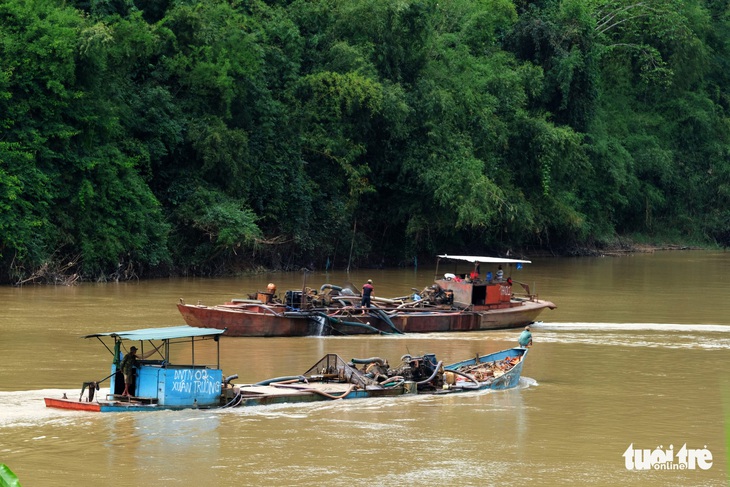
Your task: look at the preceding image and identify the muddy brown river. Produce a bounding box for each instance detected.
[0,250,728,485]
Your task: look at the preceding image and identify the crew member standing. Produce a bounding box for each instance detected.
[361,279,374,308]
[120,346,155,396]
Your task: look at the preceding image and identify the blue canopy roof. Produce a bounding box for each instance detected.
[83,325,225,341]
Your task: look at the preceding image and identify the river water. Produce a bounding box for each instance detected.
[1,250,728,486]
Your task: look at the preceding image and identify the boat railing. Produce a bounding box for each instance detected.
[138,359,165,367]
[510,280,537,300]
[217,303,285,316]
[160,364,212,369]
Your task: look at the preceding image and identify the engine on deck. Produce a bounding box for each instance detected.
[417,285,453,306]
[349,353,445,390]
[388,353,444,389]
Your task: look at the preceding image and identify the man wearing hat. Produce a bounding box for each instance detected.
[119,346,153,397]
[361,279,374,308]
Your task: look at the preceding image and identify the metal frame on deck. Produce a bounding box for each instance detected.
[84,325,225,369]
[435,254,531,280]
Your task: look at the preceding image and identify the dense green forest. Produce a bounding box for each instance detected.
[1,0,729,284]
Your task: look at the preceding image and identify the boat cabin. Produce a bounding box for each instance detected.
[434,255,532,309]
[85,325,227,408]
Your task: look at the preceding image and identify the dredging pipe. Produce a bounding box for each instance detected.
[314,312,397,335]
[416,361,444,386]
[444,369,481,389]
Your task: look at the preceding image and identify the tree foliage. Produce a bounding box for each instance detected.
[1,0,729,282]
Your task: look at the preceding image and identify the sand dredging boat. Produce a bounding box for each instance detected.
[43,324,529,412]
[226,346,528,407]
[177,255,556,336]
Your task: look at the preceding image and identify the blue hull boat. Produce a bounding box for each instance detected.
[45,324,528,411]
[443,346,527,391]
[226,347,528,407]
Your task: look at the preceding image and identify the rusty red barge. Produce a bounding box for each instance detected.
[177,255,556,337]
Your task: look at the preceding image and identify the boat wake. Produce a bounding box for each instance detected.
[529,322,730,350]
[305,321,730,350]
[538,322,730,333]
[0,389,101,427]
[0,377,537,424]
[518,376,538,388]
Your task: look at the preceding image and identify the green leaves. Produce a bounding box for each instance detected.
[175,184,261,248]
[1,0,729,281]
[0,143,50,265]
[296,70,381,201]
[66,147,171,277]
[166,180,262,269]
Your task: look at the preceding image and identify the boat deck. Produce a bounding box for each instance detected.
[240,382,354,396]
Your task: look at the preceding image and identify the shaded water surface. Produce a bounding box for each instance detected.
[1,250,728,486]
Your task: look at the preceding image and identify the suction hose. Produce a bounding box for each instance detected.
[416,361,444,386]
[445,368,481,389]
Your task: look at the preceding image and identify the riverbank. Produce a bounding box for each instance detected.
[568,243,705,257]
[3,237,719,286]
[536,234,713,258]
[2,253,728,486]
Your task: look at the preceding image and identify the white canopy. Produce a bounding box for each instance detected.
[437,254,531,264]
[84,325,225,341]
